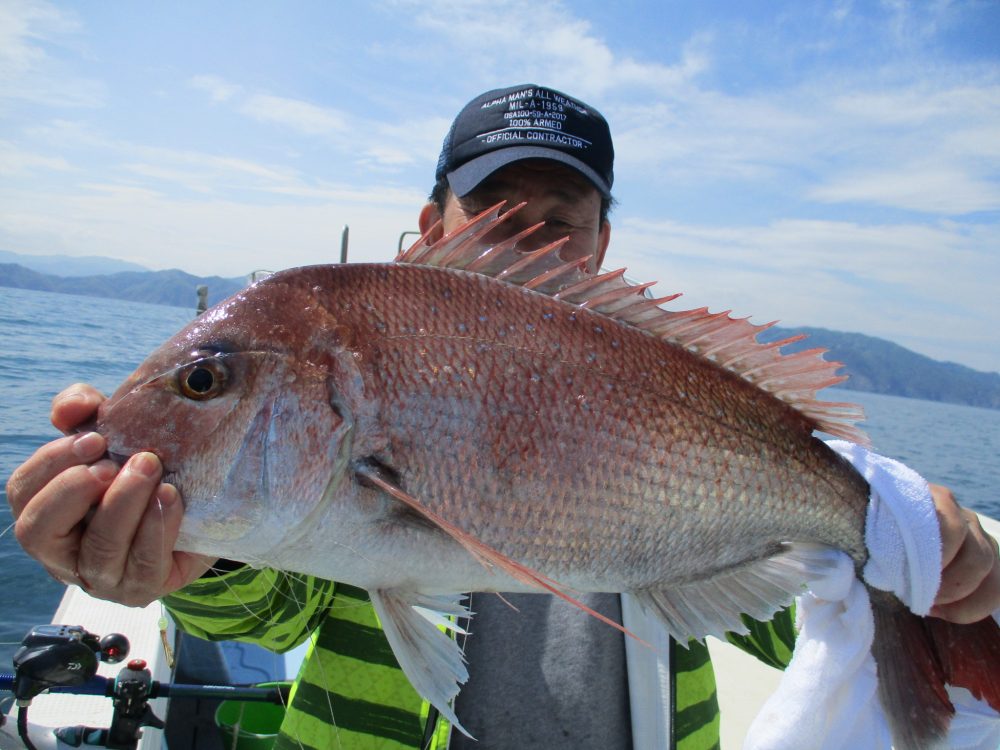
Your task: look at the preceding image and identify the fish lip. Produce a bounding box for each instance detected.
[73,418,99,435]
[105,451,172,484]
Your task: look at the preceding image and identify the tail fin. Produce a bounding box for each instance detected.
[871,593,1000,749]
[926,616,1000,710]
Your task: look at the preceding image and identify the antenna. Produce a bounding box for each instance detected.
[340,225,349,264]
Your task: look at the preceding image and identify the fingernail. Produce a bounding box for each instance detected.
[128,452,161,479]
[72,432,105,460]
[88,459,118,482]
[56,389,87,405]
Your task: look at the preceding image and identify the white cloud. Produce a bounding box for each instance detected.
[385,2,999,218]
[0,0,73,79]
[609,69,1000,216]
[190,74,242,103]
[612,90,819,183]
[240,94,349,136]
[359,116,453,170]
[12,120,311,198]
[260,182,425,207]
[232,92,450,172]
[0,0,103,108]
[186,81,450,172]
[0,139,73,176]
[390,0,706,99]
[0,181,422,276]
[609,215,1000,371]
[809,166,1000,214]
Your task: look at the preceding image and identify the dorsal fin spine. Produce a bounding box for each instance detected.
[400,203,868,445]
[465,221,546,273]
[497,238,570,281]
[523,258,589,291]
[554,268,627,302]
[583,281,657,313]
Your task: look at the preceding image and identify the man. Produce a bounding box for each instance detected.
[8,84,1000,749]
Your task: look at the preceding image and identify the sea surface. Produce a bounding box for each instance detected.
[1,286,998,668]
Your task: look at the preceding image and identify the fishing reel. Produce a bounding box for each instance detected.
[3,624,287,750]
[11,625,129,704]
[6,625,142,750]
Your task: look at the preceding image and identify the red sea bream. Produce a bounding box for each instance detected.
[94,205,1000,747]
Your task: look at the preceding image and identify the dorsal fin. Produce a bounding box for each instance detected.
[397,203,868,444]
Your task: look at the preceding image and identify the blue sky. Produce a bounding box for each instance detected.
[2,0,998,372]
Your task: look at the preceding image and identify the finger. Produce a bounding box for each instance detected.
[935,524,992,604]
[13,460,118,580]
[51,383,106,434]
[933,511,1000,616]
[77,452,163,593]
[930,484,967,568]
[169,552,218,592]
[155,498,216,595]
[932,539,1000,623]
[6,432,108,517]
[118,482,185,605]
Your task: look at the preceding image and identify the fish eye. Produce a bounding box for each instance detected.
[178,358,228,400]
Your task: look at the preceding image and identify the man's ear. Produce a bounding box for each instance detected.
[418,202,444,242]
[592,220,611,272]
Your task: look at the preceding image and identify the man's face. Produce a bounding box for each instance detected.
[420,160,611,273]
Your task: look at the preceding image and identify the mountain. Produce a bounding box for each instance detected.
[1,263,998,410]
[760,326,1000,410]
[0,263,245,309]
[0,250,150,277]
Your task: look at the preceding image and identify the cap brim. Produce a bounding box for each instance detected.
[447,146,612,199]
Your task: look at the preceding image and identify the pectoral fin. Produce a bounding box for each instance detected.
[354,460,642,641]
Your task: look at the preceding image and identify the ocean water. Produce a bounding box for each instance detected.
[1,285,998,668]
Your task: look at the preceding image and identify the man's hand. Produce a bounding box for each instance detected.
[930,483,1000,623]
[6,383,214,607]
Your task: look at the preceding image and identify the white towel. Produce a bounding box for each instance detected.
[829,440,941,614]
[743,442,1000,750]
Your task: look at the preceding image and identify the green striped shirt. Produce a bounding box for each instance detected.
[165,570,795,749]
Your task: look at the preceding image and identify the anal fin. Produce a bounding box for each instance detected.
[635,542,843,642]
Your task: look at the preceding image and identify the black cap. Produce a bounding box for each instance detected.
[436,84,614,198]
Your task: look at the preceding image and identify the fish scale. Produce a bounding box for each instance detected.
[288,262,871,584]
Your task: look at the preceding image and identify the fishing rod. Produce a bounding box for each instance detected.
[1,624,288,750]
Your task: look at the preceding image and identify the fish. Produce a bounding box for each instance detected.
[94,203,1000,747]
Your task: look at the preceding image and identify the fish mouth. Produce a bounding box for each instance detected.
[73,418,99,435]
[105,451,175,487]
[72,421,130,465]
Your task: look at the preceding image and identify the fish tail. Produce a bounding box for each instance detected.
[870,593,1000,749]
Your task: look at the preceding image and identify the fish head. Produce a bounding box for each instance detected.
[95,272,360,563]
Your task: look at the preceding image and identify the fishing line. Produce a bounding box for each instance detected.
[213,567,288,627]
[275,569,339,750]
[151,494,176,667]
